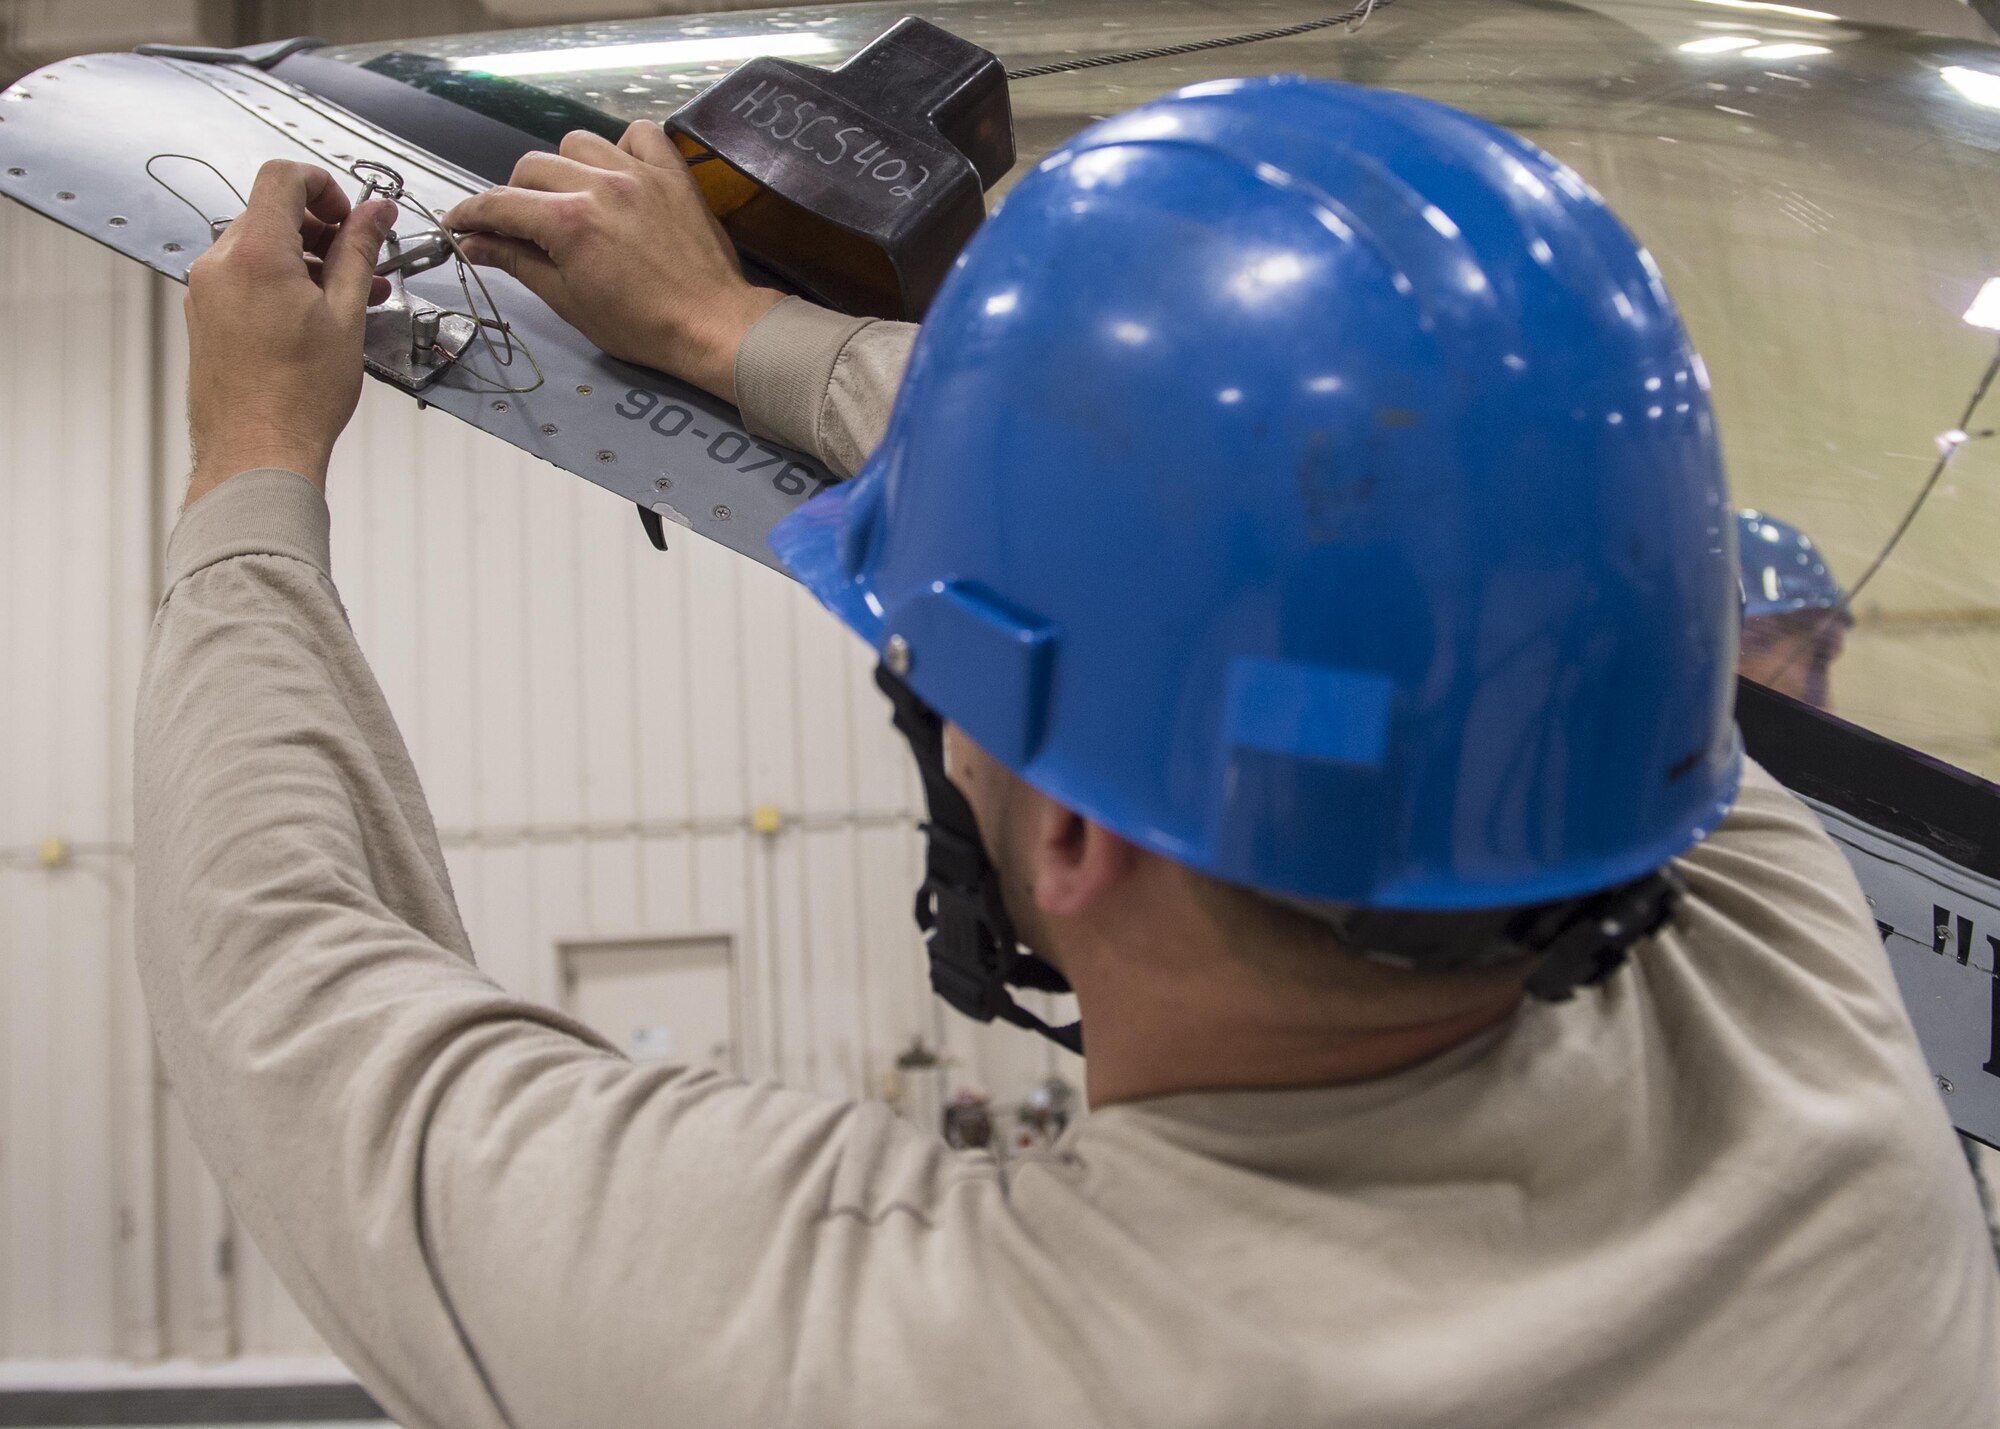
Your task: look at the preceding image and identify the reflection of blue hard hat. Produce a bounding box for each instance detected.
[772,76,1742,912]
[1736,510,1849,619]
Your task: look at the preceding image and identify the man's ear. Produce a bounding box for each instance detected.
[1028,797,1140,919]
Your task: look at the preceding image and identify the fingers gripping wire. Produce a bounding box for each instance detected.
[338,157,542,393]
[150,62,547,396]
[378,179,546,396]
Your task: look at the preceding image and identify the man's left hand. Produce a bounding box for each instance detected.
[183,160,397,506]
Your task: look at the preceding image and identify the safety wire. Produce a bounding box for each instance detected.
[375,165,545,395]
[1004,0,1391,81]
[152,61,544,395]
[144,153,249,233]
[1767,338,2000,689]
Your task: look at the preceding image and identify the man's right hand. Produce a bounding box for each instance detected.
[444,122,784,403]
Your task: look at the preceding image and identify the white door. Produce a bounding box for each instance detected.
[560,937,738,1073]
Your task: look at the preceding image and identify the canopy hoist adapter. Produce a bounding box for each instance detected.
[666,17,1015,323]
[631,16,1015,553]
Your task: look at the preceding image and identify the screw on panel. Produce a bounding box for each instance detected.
[712,504,732,520]
[108,216,126,227]
[597,450,616,464]
[6,167,24,177]
[885,634,913,676]
[55,191,74,201]
[1938,1075,1957,1095]
[492,400,510,413]
[542,423,559,435]
[576,384,593,396]
[654,477,673,491]
[163,242,183,253]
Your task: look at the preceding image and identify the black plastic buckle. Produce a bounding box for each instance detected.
[669,16,1014,319]
[1523,869,1685,1002]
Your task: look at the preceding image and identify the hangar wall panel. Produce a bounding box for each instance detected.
[0,203,1075,1366]
[0,204,156,1360]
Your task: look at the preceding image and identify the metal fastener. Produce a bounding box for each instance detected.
[107,215,126,227]
[162,242,183,254]
[654,477,673,491]
[576,384,594,396]
[597,450,616,464]
[542,423,559,436]
[5,168,23,177]
[712,504,733,520]
[1937,1075,1956,1095]
[410,309,442,367]
[55,190,74,201]
[885,634,913,676]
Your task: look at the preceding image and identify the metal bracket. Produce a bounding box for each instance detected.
[360,228,478,393]
[364,294,477,394]
[133,37,328,71]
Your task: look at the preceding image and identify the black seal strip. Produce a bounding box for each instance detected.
[269,51,557,186]
[0,1381,382,1426]
[1736,675,2000,881]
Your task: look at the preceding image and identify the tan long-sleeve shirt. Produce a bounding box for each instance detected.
[135,298,1999,1429]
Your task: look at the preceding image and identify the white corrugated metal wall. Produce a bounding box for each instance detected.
[0,201,1077,1365]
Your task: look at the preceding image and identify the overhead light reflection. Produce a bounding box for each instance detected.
[1689,0,1837,19]
[1963,277,2000,331]
[1228,252,1310,302]
[449,33,836,76]
[1942,65,2000,109]
[1680,35,1760,53]
[1743,42,1830,59]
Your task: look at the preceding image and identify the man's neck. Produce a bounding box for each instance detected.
[1062,956,1529,1108]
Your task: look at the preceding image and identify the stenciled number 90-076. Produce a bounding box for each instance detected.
[614,389,836,498]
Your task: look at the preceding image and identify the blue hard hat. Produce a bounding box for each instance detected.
[771,76,1743,913]
[1736,509,1850,620]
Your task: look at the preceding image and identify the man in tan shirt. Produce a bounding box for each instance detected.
[137,81,1997,1429]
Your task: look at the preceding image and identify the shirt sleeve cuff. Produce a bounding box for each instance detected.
[734,296,876,458]
[164,469,332,595]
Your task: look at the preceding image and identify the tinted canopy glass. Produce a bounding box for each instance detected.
[331,0,2000,780]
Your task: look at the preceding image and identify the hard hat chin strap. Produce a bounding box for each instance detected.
[1287,866,1686,1000]
[874,660,1678,1048]
[875,666,1084,1056]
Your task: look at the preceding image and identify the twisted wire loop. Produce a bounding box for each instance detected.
[154,62,547,394]
[144,152,248,232]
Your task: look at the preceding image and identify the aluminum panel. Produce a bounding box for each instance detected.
[0,51,835,572]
